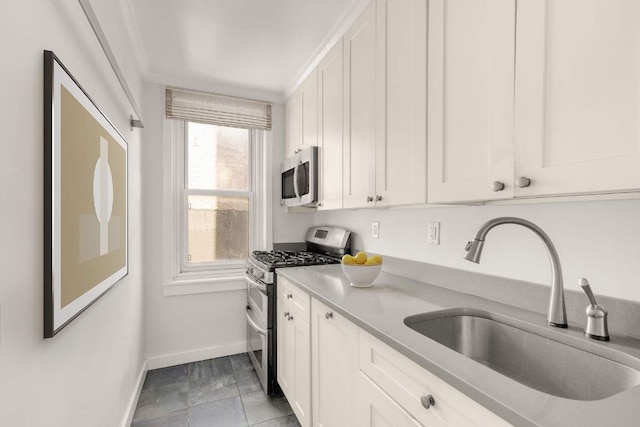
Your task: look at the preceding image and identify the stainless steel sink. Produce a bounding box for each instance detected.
[404,308,640,401]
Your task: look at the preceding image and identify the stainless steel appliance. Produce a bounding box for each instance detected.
[280,146,318,207]
[244,226,351,395]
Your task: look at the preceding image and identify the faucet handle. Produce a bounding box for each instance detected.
[579,278,610,341]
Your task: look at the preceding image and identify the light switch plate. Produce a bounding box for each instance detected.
[372,221,380,239]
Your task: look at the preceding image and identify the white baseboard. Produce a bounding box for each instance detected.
[122,359,148,427]
[146,341,248,370]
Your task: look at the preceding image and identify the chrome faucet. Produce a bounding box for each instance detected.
[463,217,567,328]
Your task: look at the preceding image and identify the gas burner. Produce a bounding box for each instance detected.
[252,249,342,268]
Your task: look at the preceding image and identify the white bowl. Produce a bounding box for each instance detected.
[341,263,382,288]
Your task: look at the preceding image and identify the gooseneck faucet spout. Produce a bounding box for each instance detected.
[463,217,567,328]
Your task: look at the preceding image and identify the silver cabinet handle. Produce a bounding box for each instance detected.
[325,312,333,320]
[420,395,435,409]
[366,196,374,203]
[516,177,531,188]
[490,181,505,192]
[376,195,382,202]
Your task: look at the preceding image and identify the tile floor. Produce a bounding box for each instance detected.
[131,353,300,427]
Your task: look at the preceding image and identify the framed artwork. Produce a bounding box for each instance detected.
[44,50,128,338]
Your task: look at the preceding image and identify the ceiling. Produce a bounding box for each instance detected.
[126,0,364,101]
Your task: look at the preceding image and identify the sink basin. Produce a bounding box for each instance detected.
[404,308,640,401]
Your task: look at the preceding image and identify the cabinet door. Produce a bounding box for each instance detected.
[343,1,377,209]
[356,373,425,427]
[311,299,359,427]
[514,0,640,197]
[286,90,302,158]
[375,0,427,206]
[427,0,516,203]
[277,286,294,397]
[301,69,319,151]
[277,281,311,427]
[318,40,344,210]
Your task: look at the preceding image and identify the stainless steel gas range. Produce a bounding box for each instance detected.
[244,226,351,395]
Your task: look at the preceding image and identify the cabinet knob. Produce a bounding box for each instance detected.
[375,195,382,202]
[283,311,289,317]
[287,293,293,299]
[325,312,334,320]
[420,395,435,409]
[288,315,293,321]
[516,177,531,188]
[490,181,505,192]
[366,196,374,203]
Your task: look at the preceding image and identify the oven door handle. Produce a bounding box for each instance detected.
[244,272,268,293]
[245,309,267,336]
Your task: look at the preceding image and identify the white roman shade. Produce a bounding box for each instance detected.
[165,87,272,130]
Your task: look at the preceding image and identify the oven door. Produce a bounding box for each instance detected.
[246,304,269,393]
[245,271,270,327]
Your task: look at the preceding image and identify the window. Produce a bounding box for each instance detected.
[183,123,251,269]
[163,120,271,295]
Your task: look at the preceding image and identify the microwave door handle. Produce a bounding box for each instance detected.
[245,309,267,336]
[293,162,300,199]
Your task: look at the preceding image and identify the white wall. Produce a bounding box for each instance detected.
[315,198,640,303]
[0,1,145,427]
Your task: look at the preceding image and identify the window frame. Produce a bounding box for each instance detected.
[163,119,271,296]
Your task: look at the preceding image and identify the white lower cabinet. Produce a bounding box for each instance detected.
[358,331,511,427]
[277,279,510,427]
[311,298,359,427]
[277,278,311,427]
[356,372,424,427]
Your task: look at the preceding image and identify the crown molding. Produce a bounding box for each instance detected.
[283,0,372,100]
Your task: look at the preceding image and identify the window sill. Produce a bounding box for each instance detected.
[163,271,246,296]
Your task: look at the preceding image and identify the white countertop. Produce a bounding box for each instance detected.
[277,264,640,427]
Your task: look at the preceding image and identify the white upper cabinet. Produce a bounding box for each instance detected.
[429,0,640,203]
[285,89,302,158]
[427,0,516,203]
[286,70,319,158]
[514,0,640,197]
[318,40,344,210]
[343,1,377,209]
[343,0,427,209]
[375,0,427,206]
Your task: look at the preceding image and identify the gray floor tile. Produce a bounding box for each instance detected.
[189,396,248,427]
[130,409,188,427]
[189,374,239,406]
[250,414,301,427]
[241,390,294,425]
[133,383,189,422]
[189,357,234,381]
[230,353,254,373]
[236,368,263,395]
[144,365,189,390]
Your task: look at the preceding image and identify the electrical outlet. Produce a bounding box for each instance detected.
[427,222,440,245]
[372,221,380,239]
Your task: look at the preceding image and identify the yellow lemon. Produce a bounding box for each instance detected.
[364,259,377,265]
[342,254,355,264]
[370,255,383,264]
[354,251,368,264]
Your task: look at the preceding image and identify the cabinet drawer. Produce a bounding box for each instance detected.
[278,277,311,323]
[359,331,511,427]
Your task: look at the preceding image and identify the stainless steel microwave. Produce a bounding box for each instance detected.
[281,146,318,207]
